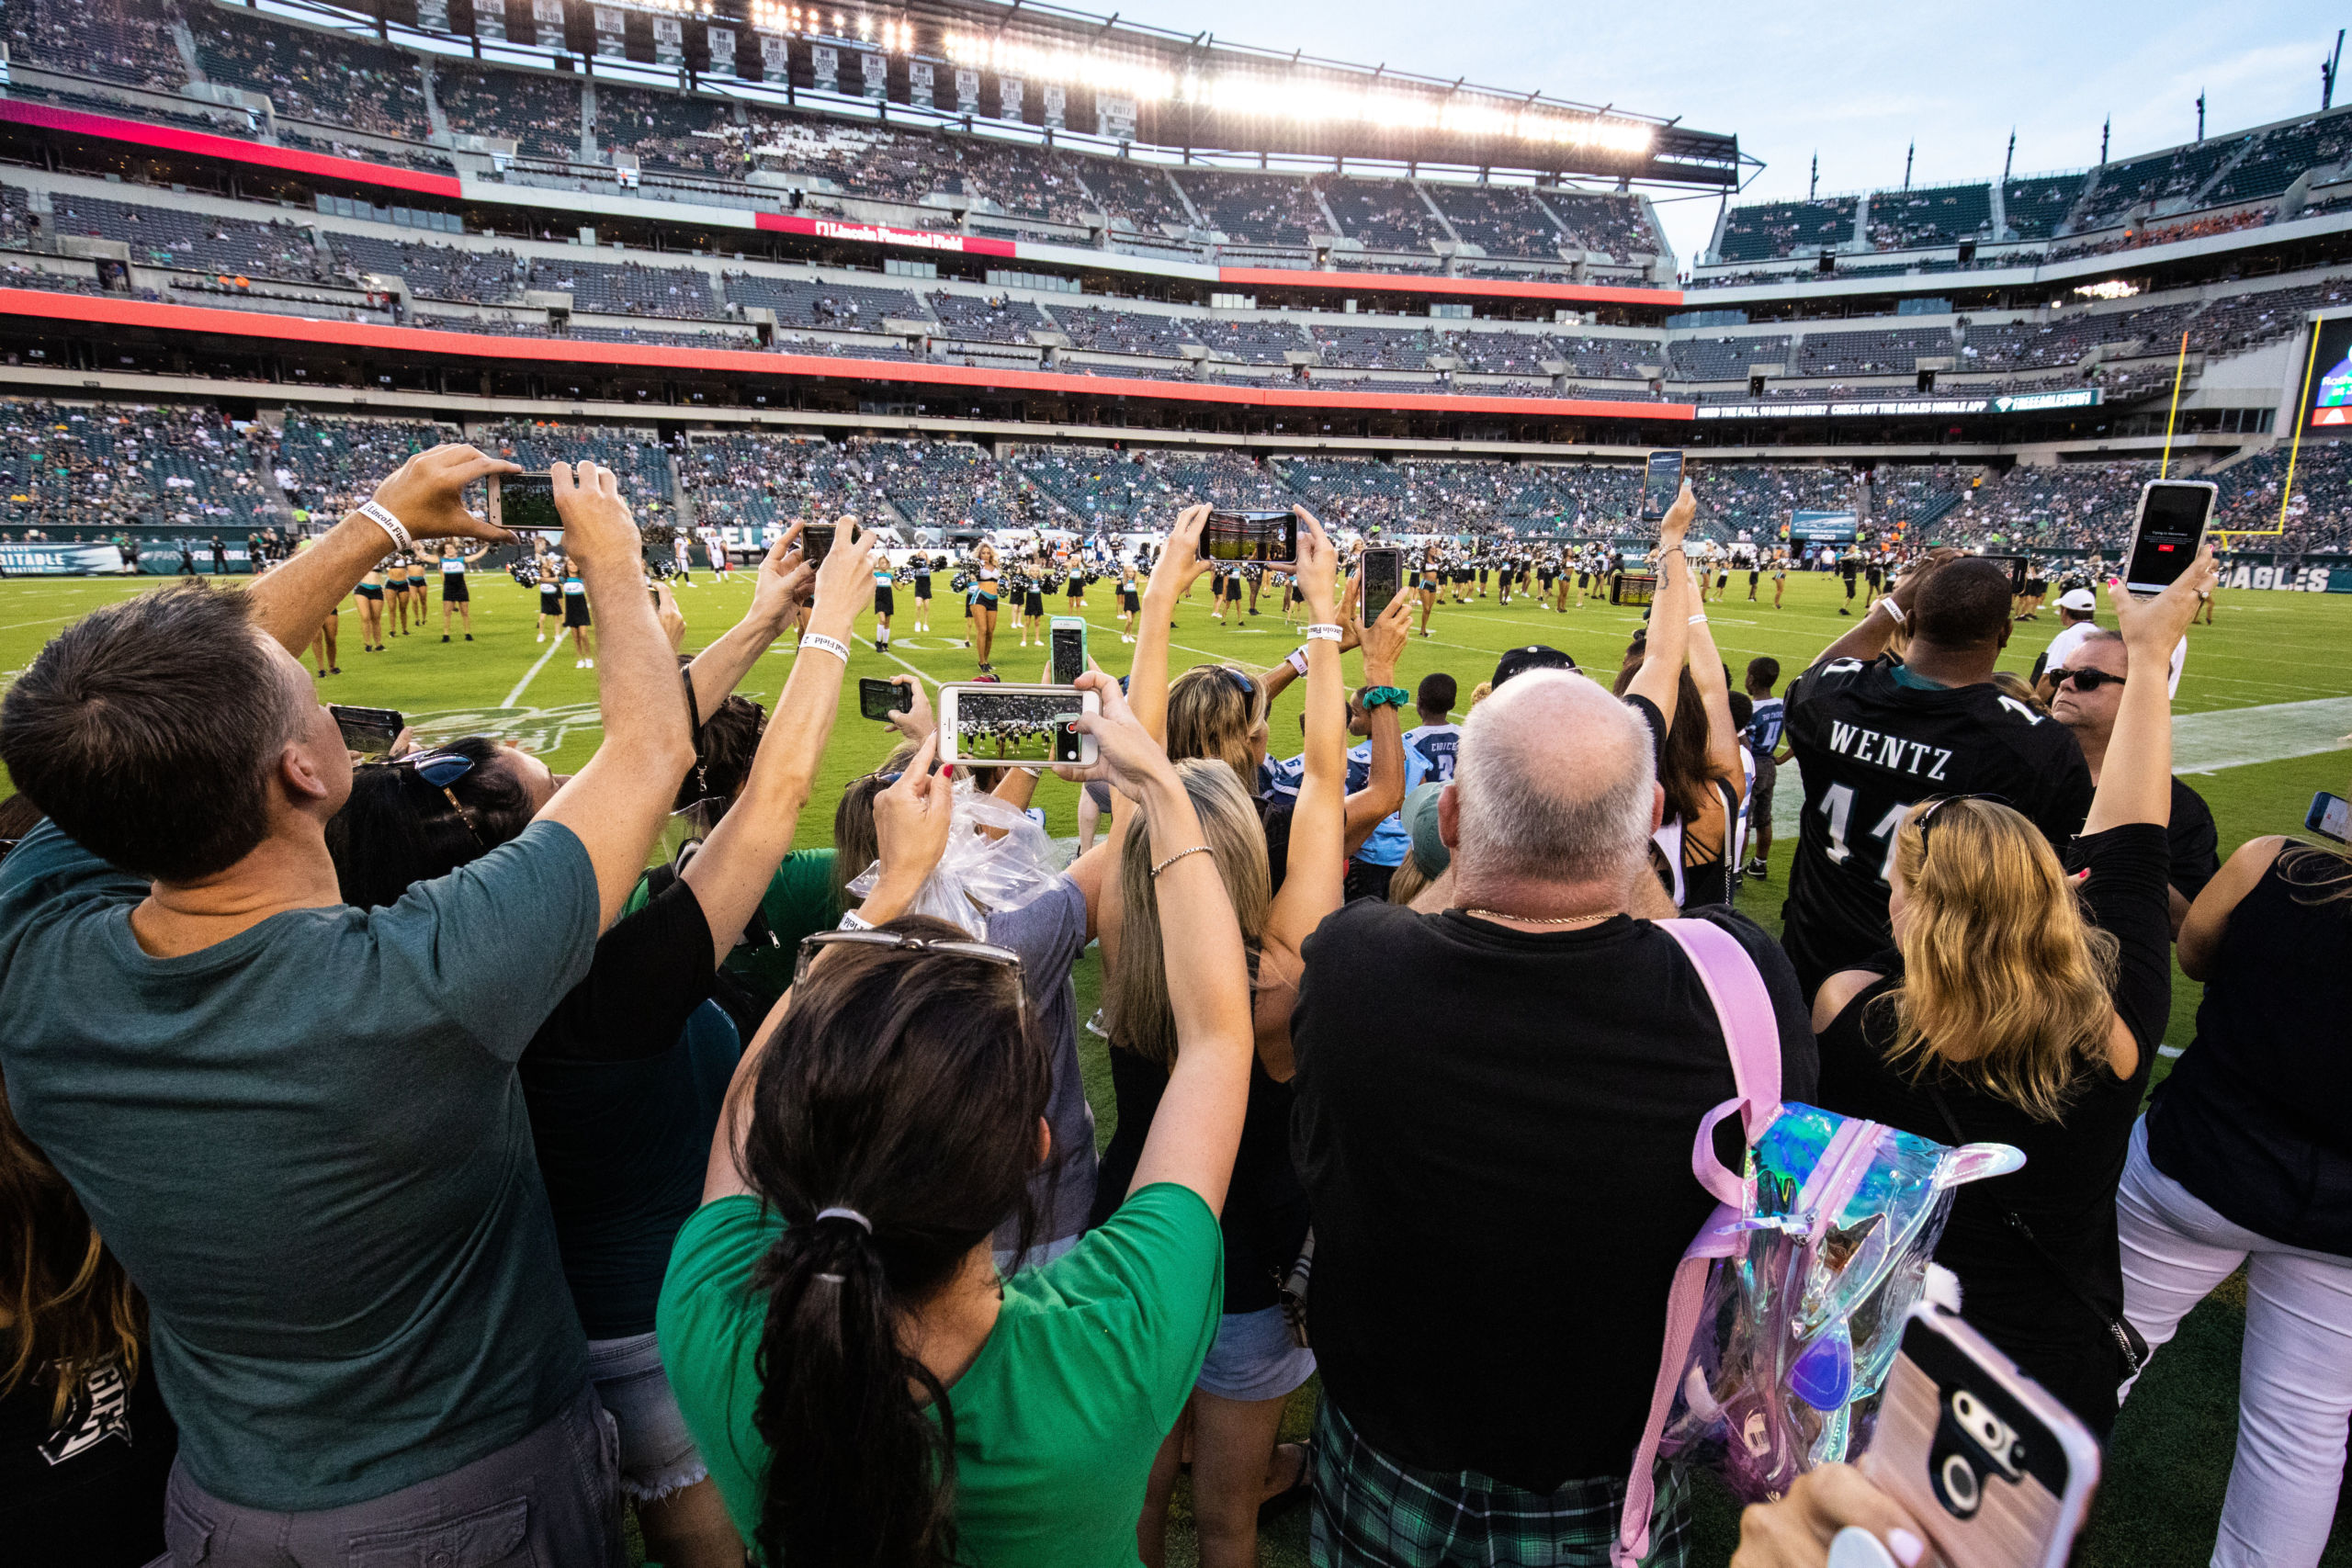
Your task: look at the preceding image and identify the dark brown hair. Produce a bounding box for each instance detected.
[0,582,305,880]
[739,917,1049,1568]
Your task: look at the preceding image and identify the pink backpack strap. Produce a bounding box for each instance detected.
[1613,918,1788,1568]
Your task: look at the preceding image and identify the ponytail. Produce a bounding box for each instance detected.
[750,1215,958,1567]
[737,917,1051,1568]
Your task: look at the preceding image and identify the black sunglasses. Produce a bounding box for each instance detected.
[1910,793,2013,858]
[2050,667,2126,694]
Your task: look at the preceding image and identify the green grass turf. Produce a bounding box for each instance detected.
[3,566,2347,1566]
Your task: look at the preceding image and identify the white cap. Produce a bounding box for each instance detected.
[2058,587,2098,613]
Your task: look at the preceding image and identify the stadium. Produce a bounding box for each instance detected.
[0,3,2348,1567]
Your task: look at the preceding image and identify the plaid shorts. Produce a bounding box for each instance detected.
[1308,1398,1689,1568]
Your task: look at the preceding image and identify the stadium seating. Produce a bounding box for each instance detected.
[1052,305,1198,358]
[191,10,431,143]
[1013,445,1183,527]
[523,258,716,320]
[1187,317,1312,364]
[1715,197,1859,264]
[330,235,527,303]
[926,291,1052,345]
[0,399,277,533]
[594,85,742,178]
[1866,183,1994,250]
[7,0,184,91]
[1668,335,1792,380]
[2000,172,2088,240]
[438,63,582,164]
[271,412,463,516]
[1081,160,1193,235]
[1793,326,1956,376]
[34,189,335,284]
[2210,110,2352,205]
[1311,324,1439,371]
[718,274,926,329]
[1443,330,1566,377]
[1180,171,1330,247]
[2073,138,2255,231]
[1424,185,1565,260]
[1321,180,1446,253]
[475,421,674,509]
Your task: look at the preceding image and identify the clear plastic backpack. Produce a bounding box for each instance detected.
[1611,922,2024,1567]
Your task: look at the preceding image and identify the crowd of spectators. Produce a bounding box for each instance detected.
[191,10,432,142]
[925,290,1050,345]
[267,412,463,518]
[6,0,183,91]
[0,399,277,534]
[437,62,583,164]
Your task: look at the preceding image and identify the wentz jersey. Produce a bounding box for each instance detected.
[1780,655,2093,989]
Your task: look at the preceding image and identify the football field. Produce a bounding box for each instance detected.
[2,564,2347,1566]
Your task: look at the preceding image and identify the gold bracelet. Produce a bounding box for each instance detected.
[1150,844,1214,878]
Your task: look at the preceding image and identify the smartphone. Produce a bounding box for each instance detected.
[935,682,1101,767]
[1641,450,1685,523]
[859,676,912,721]
[1861,1303,2101,1568]
[489,472,561,532]
[2307,790,2350,843]
[800,521,836,566]
[2123,480,2216,597]
[1980,554,2030,595]
[1049,615,1089,685]
[330,704,405,759]
[1362,546,1404,624]
[1204,509,1298,568]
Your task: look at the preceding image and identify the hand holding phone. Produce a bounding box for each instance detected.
[937,683,1101,768]
[1860,1303,2099,1568]
[860,676,914,721]
[490,472,563,533]
[330,705,406,760]
[1361,546,1404,625]
[1049,616,1090,685]
[2123,480,2217,597]
[1643,450,1686,524]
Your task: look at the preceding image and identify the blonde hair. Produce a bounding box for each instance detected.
[1165,664,1267,791]
[1465,680,1494,709]
[3,1070,145,1424]
[1105,761,1269,1070]
[2279,839,2352,907]
[1873,797,2119,1122]
[1387,852,1430,907]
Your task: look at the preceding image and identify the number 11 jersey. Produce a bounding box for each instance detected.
[1780,655,2093,991]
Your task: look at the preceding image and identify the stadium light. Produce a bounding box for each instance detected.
[1183,73,1652,153]
[944,32,1180,101]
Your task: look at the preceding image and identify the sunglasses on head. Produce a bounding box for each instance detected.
[394,748,485,850]
[2050,667,2125,694]
[794,929,1027,1024]
[1909,793,2013,858]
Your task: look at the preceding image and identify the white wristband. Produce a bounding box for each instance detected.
[837,908,875,931]
[1880,599,1908,626]
[1305,623,1343,643]
[356,499,412,554]
[799,632,850,663]
[1286,647,1311,676]
[1688,614,1709,626]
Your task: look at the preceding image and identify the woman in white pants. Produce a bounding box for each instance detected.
[2118,811,2352,1568]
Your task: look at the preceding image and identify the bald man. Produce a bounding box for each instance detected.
[1288,669,1818,1562]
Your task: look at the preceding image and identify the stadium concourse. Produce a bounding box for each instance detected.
[6,5,2352,1568]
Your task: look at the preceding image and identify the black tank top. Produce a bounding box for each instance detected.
[2148,848,2352,1256]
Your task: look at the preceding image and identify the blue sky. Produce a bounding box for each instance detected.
[1121,0,2345,265]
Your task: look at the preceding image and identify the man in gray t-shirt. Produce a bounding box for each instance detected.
[0,450,695,1562]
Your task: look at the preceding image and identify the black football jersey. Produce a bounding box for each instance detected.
[1780,656,2093,987]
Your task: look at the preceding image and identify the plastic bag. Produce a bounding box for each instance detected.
[842,780,1066,938]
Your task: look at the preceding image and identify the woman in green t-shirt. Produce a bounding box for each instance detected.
[659,674,1258,1568]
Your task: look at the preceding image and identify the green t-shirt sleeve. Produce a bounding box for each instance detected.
[0,818,142,906]
[368,819,601,1063]
[1034,1182,1225,1432]
[759,848,840,948]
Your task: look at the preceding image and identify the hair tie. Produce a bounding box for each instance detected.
[813,1206,873,1234]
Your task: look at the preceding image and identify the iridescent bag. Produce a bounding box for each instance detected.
[1611,922,2023,1567]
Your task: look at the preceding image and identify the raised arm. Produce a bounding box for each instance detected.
[1127,504,1210,751]
[684,525,813,716]
[1069,672,1254,1213]
[678,521,878,962]
[1811,547,1958,671]
[2082,545,2215,837]
[1687,612,1747,807]
[245,445,517,654]
[1623,480,1697,728]
[1340,587,1412,859]
[534,462,698,931]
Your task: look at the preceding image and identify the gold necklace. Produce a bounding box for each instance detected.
[1460,908,1616,928]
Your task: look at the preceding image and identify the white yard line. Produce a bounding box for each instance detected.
[499,639,563,709]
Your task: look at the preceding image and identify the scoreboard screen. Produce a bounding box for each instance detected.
[2303,316,2352,433]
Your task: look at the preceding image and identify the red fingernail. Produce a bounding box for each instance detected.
[940,765,954,781]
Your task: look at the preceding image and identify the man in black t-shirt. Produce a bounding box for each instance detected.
[1292,667,1817,1553]
[1838,547,1861,614]
[1781,554,2093,997]
[2051,626,2219,931]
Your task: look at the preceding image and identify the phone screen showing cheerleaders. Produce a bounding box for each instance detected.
[492,473,562,532]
